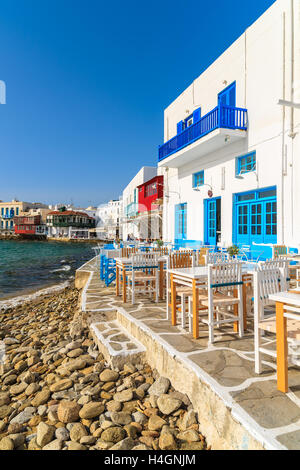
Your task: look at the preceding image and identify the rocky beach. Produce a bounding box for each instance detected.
[0,284,208,451]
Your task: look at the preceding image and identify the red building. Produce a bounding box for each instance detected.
[137,175,163,213]
[136,175,163,240]
[14,215,47,236]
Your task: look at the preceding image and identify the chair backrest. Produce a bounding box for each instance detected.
[273,245,287,258]
[207,261,242,291]
[254,267,282,308]
[194,247,209,267]
[259,259,290,290]
[169,251,193,269]
[131,253,159,268]
[206,252,229,265]
[121,247,138,257]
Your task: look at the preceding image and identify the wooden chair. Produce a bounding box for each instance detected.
[127,253,159,305]
[187,261,244,343]
[166,251,193,321]
[193,247,209,267]
[253,268,283,374]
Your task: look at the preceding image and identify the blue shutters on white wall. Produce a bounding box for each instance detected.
[177,121,184,134]
[193,108,201,123]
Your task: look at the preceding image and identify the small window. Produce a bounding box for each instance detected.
[193,171,204,188]
[237,193,255,202]
[236,152,256,176]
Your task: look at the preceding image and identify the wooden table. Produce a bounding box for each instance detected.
[115,256,167,303]
[269,291,300,393]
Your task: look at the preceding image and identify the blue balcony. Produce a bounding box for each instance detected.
[158,105,248,164]
[125,202,138,218]
[2,214,13,220]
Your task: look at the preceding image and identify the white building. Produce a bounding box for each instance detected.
[121,166,157,241]
[96,199,122,240]
[158,0,300,258]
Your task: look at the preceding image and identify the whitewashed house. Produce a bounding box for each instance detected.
[96,199,122,240]
[158,0,300,258]
[121,166,157,241]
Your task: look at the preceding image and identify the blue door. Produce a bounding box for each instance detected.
[234,187,277,246]
[204,197,221,246]
[175,203,187,242]
[218,82,236,128]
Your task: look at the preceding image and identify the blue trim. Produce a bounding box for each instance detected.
[158,103,247,162]
[175,203,187,241]
[218,81,236,107]
[236,152,256,176]
[193,170,204,188]
[204,197,221,245]
[233,186,277,250]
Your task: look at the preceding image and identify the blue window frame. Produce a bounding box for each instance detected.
[234,186,277,246]
[175,203,187,241]
[236,152,256,176]
[193,171,204,188]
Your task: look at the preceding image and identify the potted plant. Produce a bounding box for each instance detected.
[227,245,240,259]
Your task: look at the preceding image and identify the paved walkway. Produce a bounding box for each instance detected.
[77,258,300,450]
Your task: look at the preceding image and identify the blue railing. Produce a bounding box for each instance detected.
[125,202,138,218]
[158,105,248,162]
[2,214,13,219]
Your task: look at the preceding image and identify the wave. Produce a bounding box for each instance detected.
[51,265,72,273]
[0,280,71,313]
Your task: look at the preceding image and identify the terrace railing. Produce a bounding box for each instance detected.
[158,105,248,162]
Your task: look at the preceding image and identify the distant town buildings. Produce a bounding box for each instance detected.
[0,200,48,232]
[46,207,95,239]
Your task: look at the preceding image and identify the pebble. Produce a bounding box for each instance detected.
[0,286,207,452]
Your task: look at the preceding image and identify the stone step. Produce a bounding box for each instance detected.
[90,318,146,369]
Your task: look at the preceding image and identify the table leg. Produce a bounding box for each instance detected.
[276,301,288,393]
[192,280,199,339]
[233,287,238,333]
[242,277,247,331]
[122,267,127,304]
[171,274,177,326]
[159,261,164,300]
[116,266,120,296]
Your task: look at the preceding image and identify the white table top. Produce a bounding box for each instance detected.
[115,256,167,265]
[269,291,300,306]
[168,263,258,279]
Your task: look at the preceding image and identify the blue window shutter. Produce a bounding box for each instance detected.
[229,84,236,107]
[235,157,239,176]
[177,121,183,134]
[193,108,201,123]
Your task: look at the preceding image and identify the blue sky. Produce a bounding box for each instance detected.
[0,0,275,207]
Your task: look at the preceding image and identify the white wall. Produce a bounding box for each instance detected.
[161,0,300,250]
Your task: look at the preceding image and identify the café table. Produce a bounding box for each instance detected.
[269,290,300,393]
[168,263,258,339]
[115,256,167,303]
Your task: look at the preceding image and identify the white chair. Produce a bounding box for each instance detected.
[187,261,244,343]
[259,258,290,291]
[205,252,229,265]
[127,253,159,305]
[253,268,282,374]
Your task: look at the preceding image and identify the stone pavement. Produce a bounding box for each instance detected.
[76,258,300,450]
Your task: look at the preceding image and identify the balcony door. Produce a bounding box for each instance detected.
[218,82,236,128]
[204,197,221,246]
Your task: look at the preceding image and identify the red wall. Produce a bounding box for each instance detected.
[138,175,163,213]
[15,225,36,235]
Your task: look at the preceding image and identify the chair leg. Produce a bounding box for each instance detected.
[181,294,186,328]
[155,271,159,303]
[188,297,193,333]
[208,304,214,344]
[131,273,135,305]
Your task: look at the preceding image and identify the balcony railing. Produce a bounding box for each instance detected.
[125,202,138,218]
[2,214,14,219]
[158,105,248,162]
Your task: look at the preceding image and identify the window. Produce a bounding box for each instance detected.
[236,152,256,176]
[145,182,157,197]
[193,171,204,188]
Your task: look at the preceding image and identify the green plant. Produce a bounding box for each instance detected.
[227,245,240,258]
[155,239,164,247]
